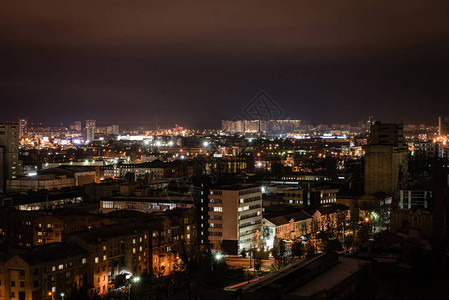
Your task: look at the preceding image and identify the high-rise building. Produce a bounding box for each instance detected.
[0,123,21,193]
[438,115,449,136]
[85,119,96,142]
[18,117,28,139]
[221,119,302,134]
[369,122,404,145]
[106,124,119,135]
[70,120,82,132]
[208,184,262,255]
[364,122,408,197]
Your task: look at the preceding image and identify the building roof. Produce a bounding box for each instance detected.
[68,223,154,244]
[12,174,69,181]
[304,204,350,216]
[288,256,370,297]
[0,189,83,208]
[267,210,312,226]
[103,195,194,203]
[212,184,259,191]
[14,243,87,265]
[55,165,96,173]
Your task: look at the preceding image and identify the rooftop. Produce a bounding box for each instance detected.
[104,195,194,203]
[14,243,87,265]
[266,210,312,226]
[68,222,155,244]
[212,184,259,191]
[288,256,370,297]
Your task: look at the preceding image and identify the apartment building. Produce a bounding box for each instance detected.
[67,224,151,296]
[1,243,88,300]
[208,184,262,255]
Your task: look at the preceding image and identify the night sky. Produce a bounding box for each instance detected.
[1,1,449,129]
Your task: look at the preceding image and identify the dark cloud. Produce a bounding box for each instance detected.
[1,0,448,128]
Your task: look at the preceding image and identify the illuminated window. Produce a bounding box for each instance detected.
[103,201,113,209]
[95,257,99,264]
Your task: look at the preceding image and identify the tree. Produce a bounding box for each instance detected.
[354,222,370,247]
[291,241,303,258]
[241,248,247,258]
[271,239,289,268]
[324,237,343,253]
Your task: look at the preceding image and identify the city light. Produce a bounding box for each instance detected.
[214,252,223,261]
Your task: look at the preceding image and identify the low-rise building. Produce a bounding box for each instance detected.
[262,204,350,250]
[0,190,83,211]
[282,187,338,206]
[2,243,88,300]
[0,211,64,248]
[6,175,75,192]
[67,223,151,296]
[390,209,433,237]
[100,195,194,214]
[399,189,432,209]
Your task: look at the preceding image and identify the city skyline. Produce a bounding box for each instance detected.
[2,2,449,299]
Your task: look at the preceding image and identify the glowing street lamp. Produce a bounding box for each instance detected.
[128,276,140,300]
[214,252,223,261]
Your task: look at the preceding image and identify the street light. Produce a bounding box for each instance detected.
[214,252,223,261]
[60,292,65,300]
